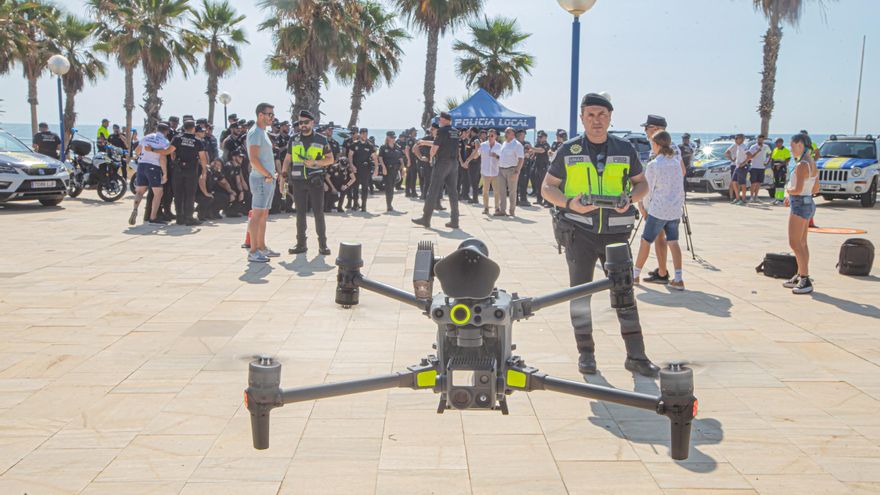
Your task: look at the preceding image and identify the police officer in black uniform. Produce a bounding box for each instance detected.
[516,129,533,206]
[412,111,460,229]
[465,128,484,204]
[531,130,551,206]
[283,110,334,255]
[457,127,473,201]
[378,131,405,212]
[348,128,377,212]
[168,120,208,225]
[403,128,418,197]
[414,124,437,200]
[541,92,659,377]
[32,123,61,159]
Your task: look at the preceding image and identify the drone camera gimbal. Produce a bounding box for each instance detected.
[246,239,697,460]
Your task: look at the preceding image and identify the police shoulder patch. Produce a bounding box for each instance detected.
[570,144,582,154]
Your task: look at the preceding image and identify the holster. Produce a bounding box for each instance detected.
[551,208,576,255]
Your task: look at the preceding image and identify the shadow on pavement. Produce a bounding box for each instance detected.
[811,292,880,319]
[278,253,333,277]
[239,262,272,284]
[0,203,65,214]
[636,285,732,317]
[586,371,722,473]
[123,224,202,236]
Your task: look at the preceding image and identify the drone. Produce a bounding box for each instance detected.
[245,239,697,460]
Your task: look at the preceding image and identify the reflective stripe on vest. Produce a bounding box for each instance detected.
[562,155,631,198]
[291,141,324,178]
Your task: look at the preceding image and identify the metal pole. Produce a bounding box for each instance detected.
[854,35,866,135]
[224,105,228,129]
[568,15,581,137]
[57,76,65,159]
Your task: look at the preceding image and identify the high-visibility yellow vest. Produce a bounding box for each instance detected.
[563,159,630,198]
[771,147,791,162]
[290,137,325,179]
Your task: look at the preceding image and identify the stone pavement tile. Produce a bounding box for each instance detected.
[745,473,850,495]
[846,482,880,494]
[180,481,281,494]
[778,424,880,458]
[301,418,385,439]
[80,481,184,494]
[42,428,137,450]
[462,413,543,436]
[814,456,880,482]
[97,434,215,482]
[380,410,466,470]
[714,428,824,475]
[280,459,378,495]
[375,468,471,495]
[540,418,640,461]
[466,434,566,494]
[644,461,752,490]
[69,392,175,431]
[785,380,880,426]
[0,435,47,474]
[183,319,248,338]
[9,384,114,423]
[205,416,306,459]
[662,491,758,495]
[190,456,291,483]
[2,447,118,493]
[557,460,662,495]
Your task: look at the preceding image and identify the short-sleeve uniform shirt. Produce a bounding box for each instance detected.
[434,126,460,163]
[379,143,405,168]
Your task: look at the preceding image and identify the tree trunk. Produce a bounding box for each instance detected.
[759,19,782,137]
[347,79,364,129]
[206,72,218,126]
[421,25,439,129]
[63,88,76,144]
[142,75,163,134]
[26,67,39,136]
[293,74,322,122]
[124,64,134,149]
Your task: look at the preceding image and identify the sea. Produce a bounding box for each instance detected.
[0,122,832,151]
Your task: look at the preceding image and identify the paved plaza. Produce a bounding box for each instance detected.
[1,191,879,494]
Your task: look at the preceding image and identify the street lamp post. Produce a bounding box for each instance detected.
[47,54,71,158]
[219,92,232,129]
[557,0,597,137]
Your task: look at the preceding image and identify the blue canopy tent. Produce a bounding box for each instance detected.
[437,89,536,130]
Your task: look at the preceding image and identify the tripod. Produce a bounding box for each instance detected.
[681,191,695,260]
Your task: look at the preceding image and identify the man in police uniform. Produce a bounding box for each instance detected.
[516,129,533,206]
[348,128,377,212]
[167,120,208,225]
[541,93,659,377]
[530,130,551,207]
[283,110,334,255]
[412,111,460,229]
[378,131,405,212]
[32,123,61,159]
[457,127,473,201]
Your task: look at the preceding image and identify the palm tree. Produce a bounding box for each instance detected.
[1,0,60,135]
[58,15,107,142]
[260,0,358,119]
[753,0,822,136]
[453,16,533,99]
[191,0,248,126]
[394,0,484,129]
[336,1,409,128]
[89,0,140,147]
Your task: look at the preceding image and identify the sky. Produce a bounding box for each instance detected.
[0,0,876,135]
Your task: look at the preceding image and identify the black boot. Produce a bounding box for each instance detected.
[318,241,331,256]
[623,334,660,377]
[578,351,597,375]
[289,244,308,255]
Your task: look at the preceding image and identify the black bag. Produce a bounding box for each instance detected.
[837,238,874,276]
[756,253,798,279]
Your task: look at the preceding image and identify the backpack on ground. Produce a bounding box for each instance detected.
[756,253,798,279]
[837,238,874,276]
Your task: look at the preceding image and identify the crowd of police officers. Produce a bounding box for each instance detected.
[118,89,659,377]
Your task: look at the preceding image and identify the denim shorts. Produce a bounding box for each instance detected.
[642,215,680,243]
[249,173,276,210]
[789,195,815,220]
[135,164,162,188]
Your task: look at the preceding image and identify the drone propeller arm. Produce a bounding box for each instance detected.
[520,278,613,317]
[354,274,429,311]
[534,373,659,411]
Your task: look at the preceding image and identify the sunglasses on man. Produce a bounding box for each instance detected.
[298,120,311,126]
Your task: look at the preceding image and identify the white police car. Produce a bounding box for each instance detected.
[0,129,69,207]
[816,135,878,207]
[685,139,774,197]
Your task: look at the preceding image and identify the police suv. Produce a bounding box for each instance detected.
[816,135,878,208]
[0,129,69,207]
[685,138,773,197]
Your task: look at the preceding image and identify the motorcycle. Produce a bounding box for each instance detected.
[66,129,128,202]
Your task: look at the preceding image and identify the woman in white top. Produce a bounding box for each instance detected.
[633,131,686,290]
[783,133,820,294]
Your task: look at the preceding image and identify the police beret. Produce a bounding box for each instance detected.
[537,130,547,137]
[299,110,315,121]
[430,122,440,129]
[386,131,396,137]
[580,93,613,111]
[359,128,369,133]
[228,113,238,120]
[169,116,180,122]
[439,111,452,120]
